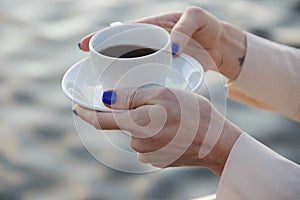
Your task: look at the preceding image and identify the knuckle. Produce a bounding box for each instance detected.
[155,87,172,99]
[130,138,152,153]
[92,118,101,130]
[151,163,165,169]
[127,89,138,109]
[185,6,203,16]
[201,96,213,109]
[130,138,144,153]
[137,153,148,163]
[174,23,190,35]
[131,108,150,127]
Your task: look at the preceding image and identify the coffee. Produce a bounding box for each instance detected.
[99,45,157,58]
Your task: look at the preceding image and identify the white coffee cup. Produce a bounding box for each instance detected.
[88,23,172,90]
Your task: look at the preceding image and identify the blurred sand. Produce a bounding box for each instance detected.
[1,0,300,199]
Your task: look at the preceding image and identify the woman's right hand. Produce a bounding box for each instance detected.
[74,87,243,176]
[79,6,247,80]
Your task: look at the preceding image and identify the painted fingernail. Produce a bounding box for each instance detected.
[102,91,117,105]
[77,42,81,49]
[172,42,179,55]
[72,108,78,116]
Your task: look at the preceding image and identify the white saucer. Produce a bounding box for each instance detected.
[62,53,204,111]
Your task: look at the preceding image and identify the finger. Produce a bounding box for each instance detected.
[132,12,182,30]
[102,87,163,110]
[74,104,121,130]
[79,32,95,51]
[74,104,162,139]
[170,7,208,55]
[74,104,141,132]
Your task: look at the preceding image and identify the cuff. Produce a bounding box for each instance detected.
[216,133,300,200]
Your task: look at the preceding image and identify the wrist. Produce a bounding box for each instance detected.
[218,22,247,80]
[202,120,243,176]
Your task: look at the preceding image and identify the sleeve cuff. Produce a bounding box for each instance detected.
[216,133,300,200]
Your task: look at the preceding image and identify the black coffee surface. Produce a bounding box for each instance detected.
[99,45,157,58]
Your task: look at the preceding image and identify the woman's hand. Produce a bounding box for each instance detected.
[73,87,242,175]
[78,6,246,80]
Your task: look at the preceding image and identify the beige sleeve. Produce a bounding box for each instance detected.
[227,33,300,122]
[217,33,300,199]
[216,133,300,200]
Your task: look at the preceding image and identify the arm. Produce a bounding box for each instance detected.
[218,33,300,200]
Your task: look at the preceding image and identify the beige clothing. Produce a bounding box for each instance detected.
[227,33,300,121]
[200,33,300,199]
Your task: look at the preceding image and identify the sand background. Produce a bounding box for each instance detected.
[1,0,300,199]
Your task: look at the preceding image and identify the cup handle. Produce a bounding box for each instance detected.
[110,21,123,27]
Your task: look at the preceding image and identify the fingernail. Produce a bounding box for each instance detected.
[102,91,117,105]
[72,108,78,116]
[77,42,81,49]
[172,42,179,55]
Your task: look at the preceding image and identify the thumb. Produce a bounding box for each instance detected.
[102,87,160,110]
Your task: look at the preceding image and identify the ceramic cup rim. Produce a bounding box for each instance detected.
[88,23,171,60]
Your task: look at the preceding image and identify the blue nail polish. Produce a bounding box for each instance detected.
[72,108,78,116]
[77,42,81,49]
[102,91,117,105]
[172,42,179,55]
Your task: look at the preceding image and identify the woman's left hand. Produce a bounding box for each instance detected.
[78,7,246,80]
